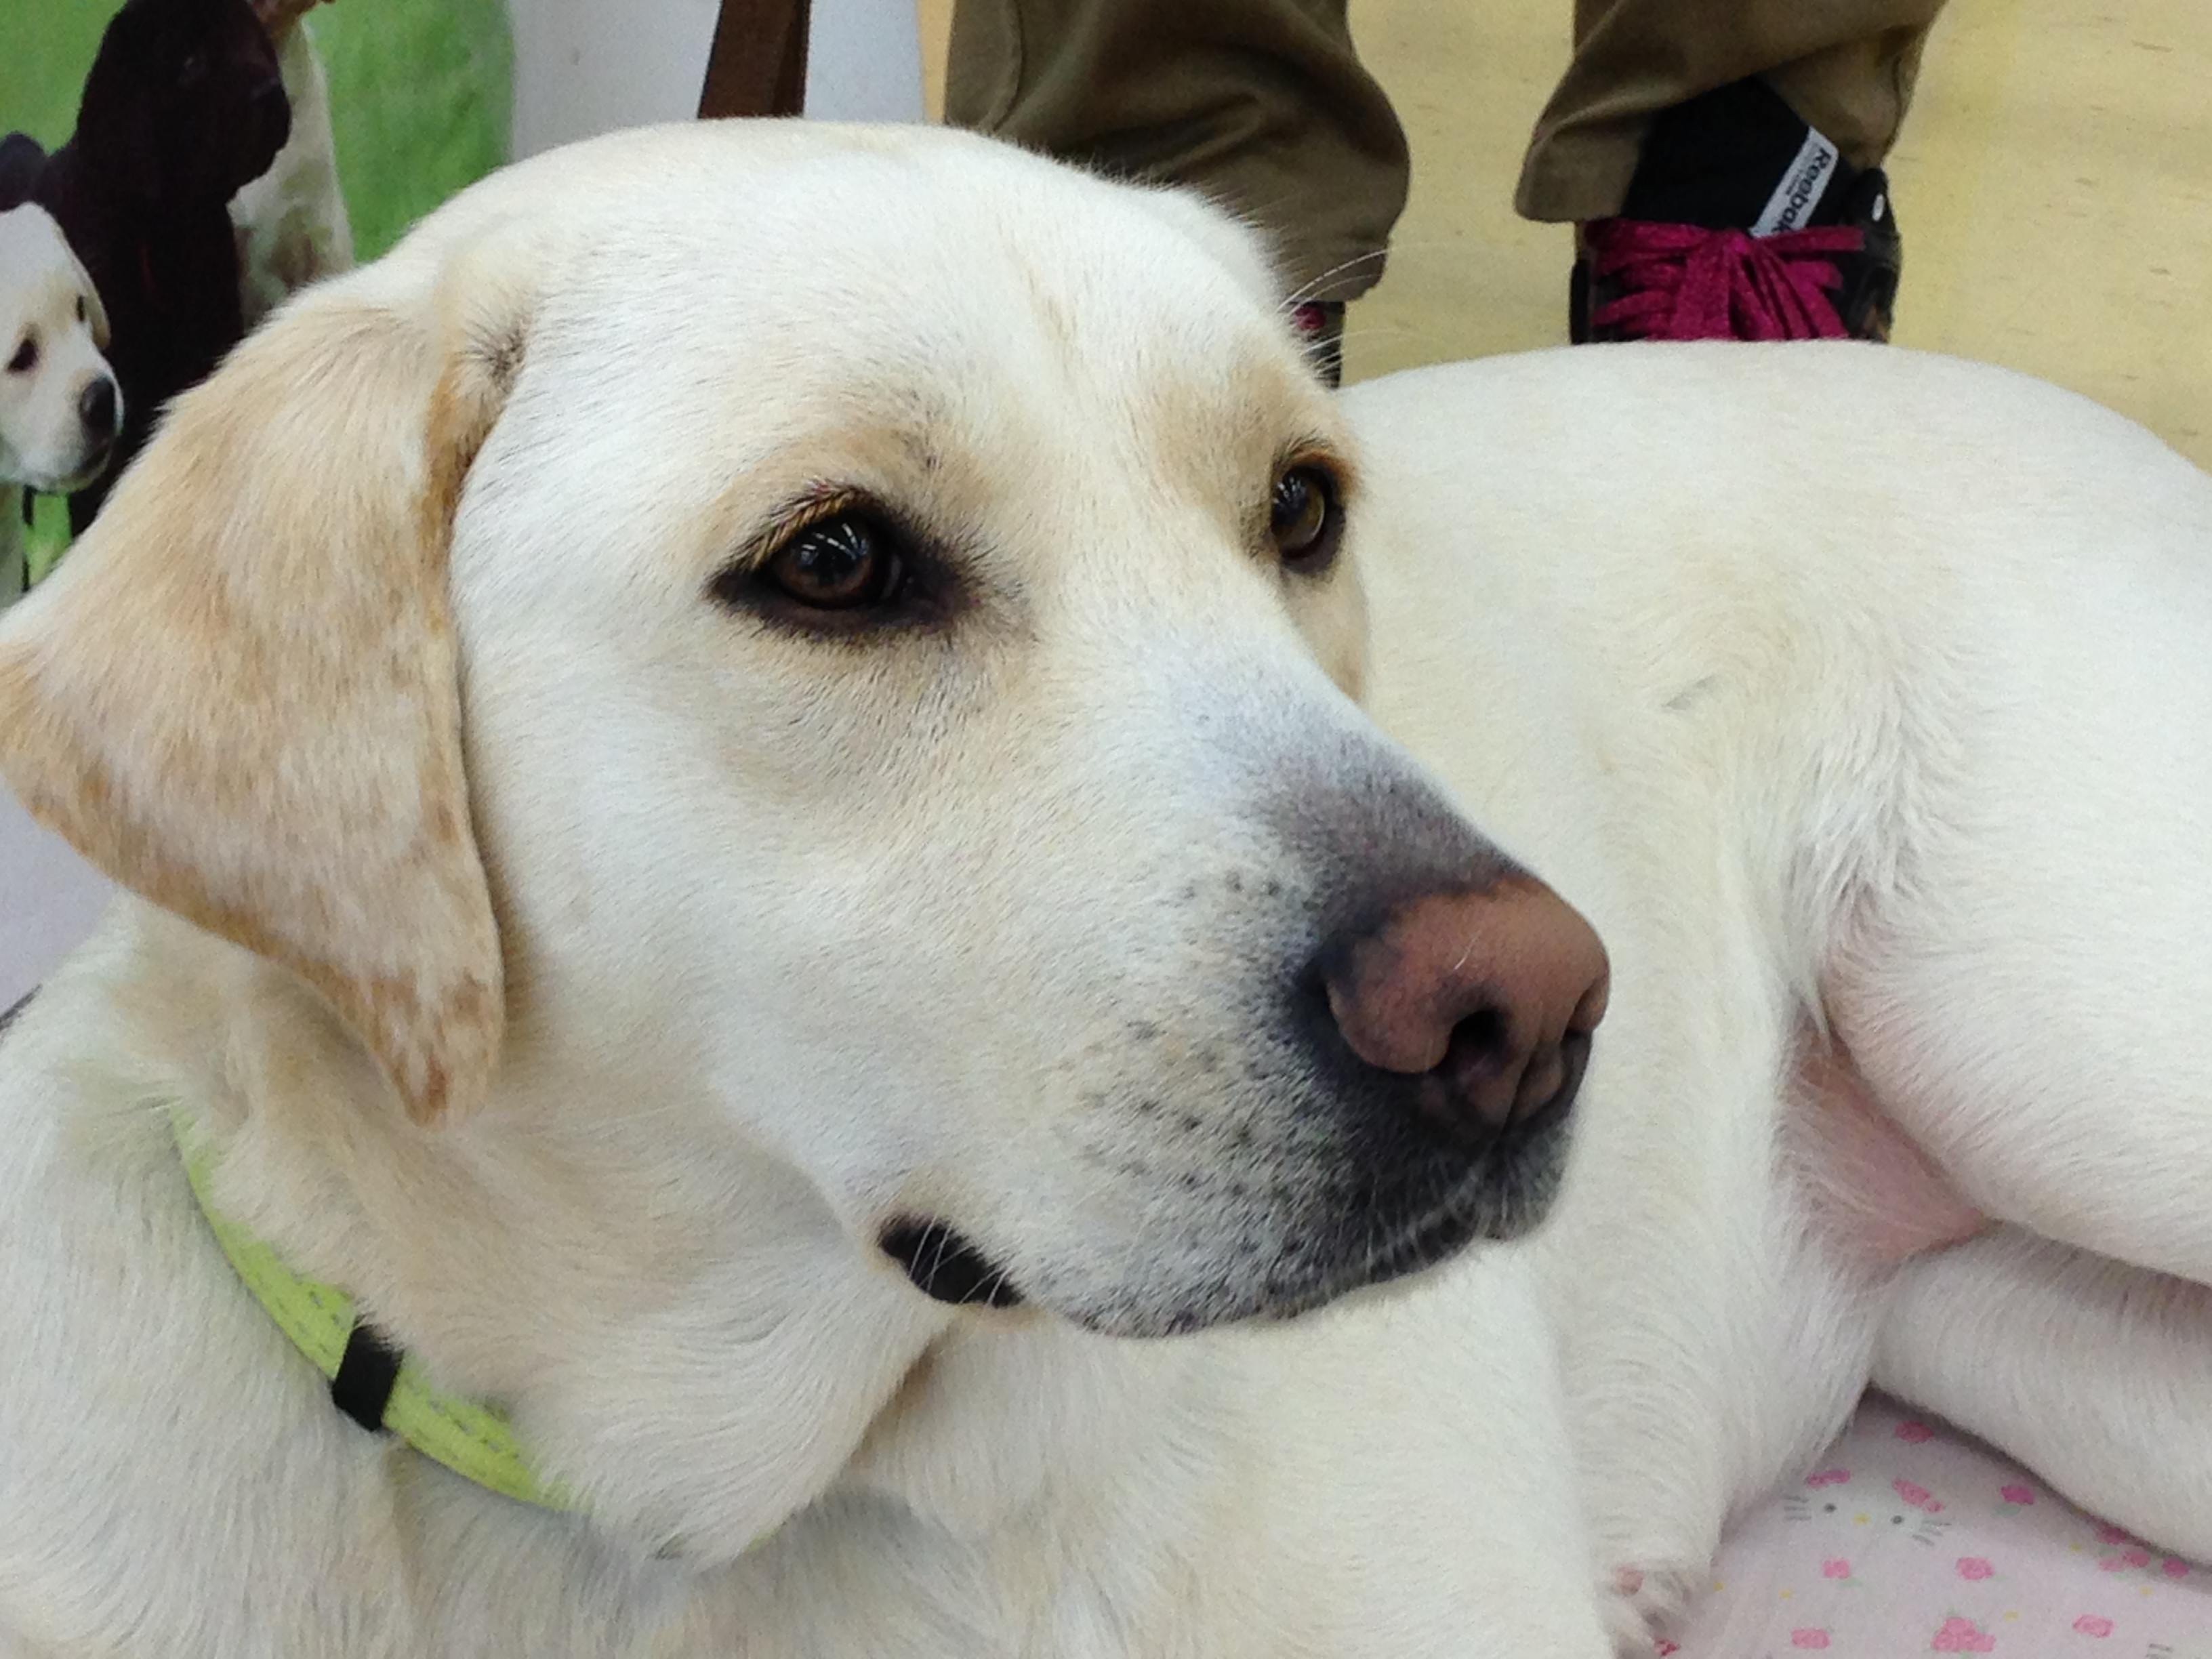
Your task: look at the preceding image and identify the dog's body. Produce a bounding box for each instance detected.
[0,205,119,605]
[26,0,288,530]
[0,125,2207,1657]
[1352,350,2212,1612]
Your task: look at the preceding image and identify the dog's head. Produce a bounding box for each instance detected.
[0,126,1605,1343]
[75,0,289,208]
[0,205,121,491]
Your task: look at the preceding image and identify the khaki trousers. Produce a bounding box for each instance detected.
[945,0,1945,297]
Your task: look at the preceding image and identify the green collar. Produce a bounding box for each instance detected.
[172,1112,573,1512]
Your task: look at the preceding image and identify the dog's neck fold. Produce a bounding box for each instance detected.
[133,902,962,1563]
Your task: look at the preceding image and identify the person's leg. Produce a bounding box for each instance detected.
[1517,0,1946,342]
[1516,0,1944,225]
[945,0,1408,310]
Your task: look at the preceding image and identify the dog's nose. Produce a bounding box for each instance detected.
[1317,878,1610,1141]
[79,377,118,440]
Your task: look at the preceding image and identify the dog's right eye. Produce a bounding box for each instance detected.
[712,506,927,630]
[5,335,35,375]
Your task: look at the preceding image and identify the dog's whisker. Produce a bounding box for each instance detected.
[1280,249,1391,310]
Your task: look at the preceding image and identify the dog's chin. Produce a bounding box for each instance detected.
[24,443,117,497]
[1050,1134,1572,1341]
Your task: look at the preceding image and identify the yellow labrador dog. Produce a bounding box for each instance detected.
[1,123,2207,1658]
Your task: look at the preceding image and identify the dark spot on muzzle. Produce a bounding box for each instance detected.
[880,1218,1024,1308]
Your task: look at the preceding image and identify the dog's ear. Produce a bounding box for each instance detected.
[65,241,110,350]
[0,134,45,213]
[0,241,533,1123]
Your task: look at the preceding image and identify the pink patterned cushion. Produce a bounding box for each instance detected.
[1660,1397,2212,1656]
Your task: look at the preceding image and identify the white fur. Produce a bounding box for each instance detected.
[0,124,2207,1656]
[0,206,117,605]
[1345,346,2212,1624]
[230,16,353,328]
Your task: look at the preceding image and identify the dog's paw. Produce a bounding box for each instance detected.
[1601,1563,1703,1656]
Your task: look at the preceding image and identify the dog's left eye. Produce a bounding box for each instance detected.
[75,295,86,324]
[5,335,35,375]
[1271,464,1342,573]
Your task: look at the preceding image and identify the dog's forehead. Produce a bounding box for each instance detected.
[0,209,84,324]
[448,127,1343,598]
[527,129,1304,424]
[0,208,66,285]
[674,126,1273,305]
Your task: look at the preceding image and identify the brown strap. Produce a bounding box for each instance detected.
[697,0,813,119]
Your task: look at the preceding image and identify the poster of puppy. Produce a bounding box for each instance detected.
[0,204,119,607]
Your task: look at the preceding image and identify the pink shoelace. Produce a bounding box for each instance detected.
[1586,219,1865,342]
